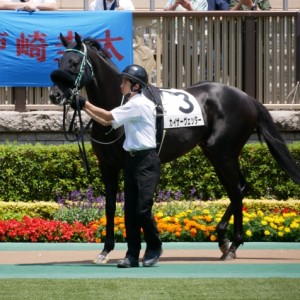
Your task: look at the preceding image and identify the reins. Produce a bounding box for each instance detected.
[62,98,92,175]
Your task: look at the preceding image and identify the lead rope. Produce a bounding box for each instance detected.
[75,94,90,175]
[62,98,91,175]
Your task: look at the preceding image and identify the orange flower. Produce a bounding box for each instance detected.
[190,228,197,237]
[204,215,212,222]
[175,231,181,237]
[210,234,217,241]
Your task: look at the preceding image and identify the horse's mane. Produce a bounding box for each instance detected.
[83,37,119,73]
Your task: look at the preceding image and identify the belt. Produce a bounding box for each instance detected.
[128,149,156,157]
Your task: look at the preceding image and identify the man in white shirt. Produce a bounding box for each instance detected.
[72,64,163,268]
[90,0,134,11]
[0,0,57,11]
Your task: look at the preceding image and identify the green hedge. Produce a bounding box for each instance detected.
[1,142,300,201]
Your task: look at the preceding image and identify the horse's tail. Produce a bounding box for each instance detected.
[253,98,300,184]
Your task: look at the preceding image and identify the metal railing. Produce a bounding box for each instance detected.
[1,11,299,111]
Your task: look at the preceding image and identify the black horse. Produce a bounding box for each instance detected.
[50,32,300,261]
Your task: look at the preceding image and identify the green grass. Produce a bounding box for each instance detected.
[0,278,300,300]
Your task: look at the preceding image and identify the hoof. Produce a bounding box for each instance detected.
[219,239,230,255]
[220,251,237,261]
[93,251,109,264]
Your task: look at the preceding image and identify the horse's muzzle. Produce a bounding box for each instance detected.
[49,84,73,106]
[49,87,65,105]
[49,69,76,105]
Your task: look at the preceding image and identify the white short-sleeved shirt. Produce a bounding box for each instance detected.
[111,93,156,152]
[164,0,208,11]
[90,0,135,11]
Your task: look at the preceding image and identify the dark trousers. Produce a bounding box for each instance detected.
[124,150,162,259]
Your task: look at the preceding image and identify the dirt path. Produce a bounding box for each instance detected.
[1,248,299,265]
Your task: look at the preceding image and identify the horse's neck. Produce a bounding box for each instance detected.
[87,66,122,110]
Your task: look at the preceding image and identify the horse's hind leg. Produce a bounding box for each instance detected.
[202,146,247,260]
[217,168,248,260]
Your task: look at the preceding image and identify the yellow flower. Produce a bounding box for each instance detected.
[283,212,297,218]
[264,230,270,236]
[243,217,249,224]
[284,227,291,233]
[290,222,299,229]
[265,216,274,223]
[246,229,252,237]
[278,231,284,237]
[157,211,164,218]
[257,210,264,217]
[261,220,268,226]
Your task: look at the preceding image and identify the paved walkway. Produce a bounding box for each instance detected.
[0,242,299,278]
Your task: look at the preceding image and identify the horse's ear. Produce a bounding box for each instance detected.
[60,33,69,48]
[75,32,82,48]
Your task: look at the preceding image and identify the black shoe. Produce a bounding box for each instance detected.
[143,248,163,267]
[117,255,139,268]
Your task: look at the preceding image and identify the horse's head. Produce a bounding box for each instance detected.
[49,32,95,105]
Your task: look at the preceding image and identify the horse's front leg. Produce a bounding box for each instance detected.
[93,167,119,264]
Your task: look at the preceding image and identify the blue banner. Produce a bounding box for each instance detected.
[0,11,133,87]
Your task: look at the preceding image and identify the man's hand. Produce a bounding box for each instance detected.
[240,0,255,9]
[178,0,192,10]
[71,95,86,110]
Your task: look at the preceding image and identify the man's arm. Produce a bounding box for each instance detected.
[0,1,57,11]
[84,101,114,127]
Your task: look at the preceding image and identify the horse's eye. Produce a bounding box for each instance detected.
[68,57,80,69]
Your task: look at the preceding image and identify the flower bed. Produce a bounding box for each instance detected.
[1,200,299,243]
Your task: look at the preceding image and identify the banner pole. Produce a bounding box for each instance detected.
[150,0,155,11]
[84,0,89,10]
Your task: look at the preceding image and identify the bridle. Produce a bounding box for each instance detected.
[60,43,94,175]
[60,42,125,174]
[62,43,94,102]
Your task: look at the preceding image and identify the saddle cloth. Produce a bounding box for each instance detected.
[160,88,204,129]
